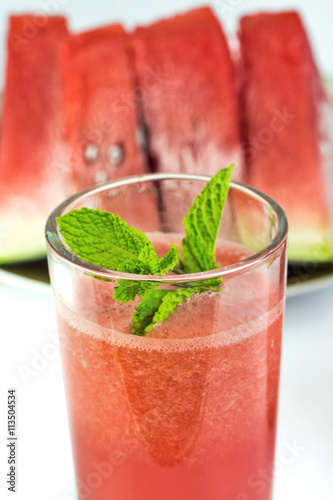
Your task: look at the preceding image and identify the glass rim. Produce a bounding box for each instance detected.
[45,172,288,282]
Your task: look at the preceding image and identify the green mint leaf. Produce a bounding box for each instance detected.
[114,279,156,303]
[131,289,168,336]
[138,242,160,274]
[132,284,213,335]
[159,243,179,274]
[180,165,234,273]
[113,243,180,304]
[114,256,155,303]
[148,288,199,331]
[57,207,150,270]
[121,258,147,275]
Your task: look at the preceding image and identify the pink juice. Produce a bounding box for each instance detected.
[55,235,284,500]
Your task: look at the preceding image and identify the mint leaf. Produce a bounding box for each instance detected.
[131,289,168,336]
[138,243,160,274]
[180,165,234,273]
[159,243,179,274]
[149,288,200,331]
[131,285,212,335]
[57,208,150,270]
[121,258,147,275]
[114,254,156,304]
[114,279,156,303]
[113,242,180,304]
[136,242,179,276]
[113,255,154,303]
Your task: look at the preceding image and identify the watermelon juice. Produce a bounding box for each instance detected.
[46,174,288,500]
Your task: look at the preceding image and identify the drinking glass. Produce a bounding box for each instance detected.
[46,173,288,500]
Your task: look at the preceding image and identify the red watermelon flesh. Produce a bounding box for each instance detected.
[131,7,244,182]
[239,11,333,262]
[0,15,68,263]
[60,25,160,232]
[61,25,148,191]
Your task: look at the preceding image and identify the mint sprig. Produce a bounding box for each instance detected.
[57,208,152,270]
[131,289,168,336]
[180,165,233,273]
[114,243,179,304]
[130,288,201,336]
[57,165,234,335]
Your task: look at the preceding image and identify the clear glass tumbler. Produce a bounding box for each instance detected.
[46,173,288,500]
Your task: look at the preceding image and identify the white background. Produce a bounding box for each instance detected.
[1,0,333,499]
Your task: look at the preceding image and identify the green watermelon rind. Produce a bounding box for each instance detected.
[235,210,333,264]
[287,230,333,263]
[0,244,46,265]
[0,212,47,264]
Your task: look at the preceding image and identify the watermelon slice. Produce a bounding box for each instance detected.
[0,15,68,263]
[60,25,161,232]
[131,7,244,181]
[239,11,333,262]
[61,24,148,192]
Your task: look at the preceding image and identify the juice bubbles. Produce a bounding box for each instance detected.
[46,175,287,500]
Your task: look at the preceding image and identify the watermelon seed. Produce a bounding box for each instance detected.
[136,126,148,150]
[108,144,125,165]
[319,140,332,160]
[94,171,108,184]
[107,189,120,198]
[84,144,99,165]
